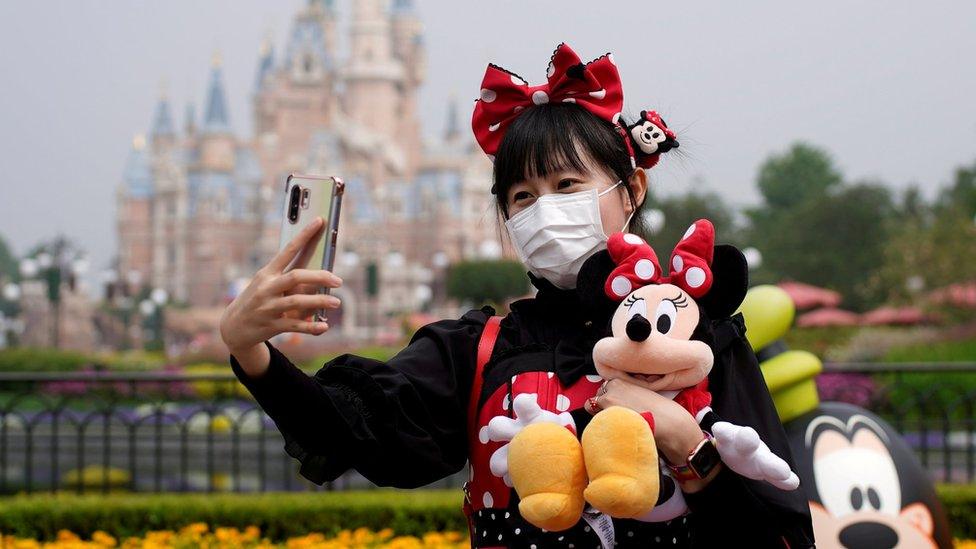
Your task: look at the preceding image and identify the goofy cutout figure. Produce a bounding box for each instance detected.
[488,220,799,532]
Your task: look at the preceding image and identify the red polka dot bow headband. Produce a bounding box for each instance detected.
[604,219,716,301]
[471,43,679,178]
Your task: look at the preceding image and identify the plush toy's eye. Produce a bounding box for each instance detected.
[654,299,678,335]
[626,297,647,319]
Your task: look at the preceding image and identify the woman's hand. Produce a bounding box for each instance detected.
[219,216,343,378]
[592,377,721,492]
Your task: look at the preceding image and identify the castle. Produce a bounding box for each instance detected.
[116,0,500,339]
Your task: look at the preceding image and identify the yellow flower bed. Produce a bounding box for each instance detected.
[0,525,468,548]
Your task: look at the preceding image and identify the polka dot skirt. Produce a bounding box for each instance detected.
[471,507,694,548]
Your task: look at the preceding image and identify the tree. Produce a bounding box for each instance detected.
[759,183,893,309]
[643,190,737,252]
[756,143,842,210]
[744,142,895,309]
[447,259,530,308]
[0,234,16,282]
[938,159,976,219]
[871,207,976,304]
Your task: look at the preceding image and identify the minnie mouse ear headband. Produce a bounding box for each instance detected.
[604,219,715,301]
[471,42,679,194]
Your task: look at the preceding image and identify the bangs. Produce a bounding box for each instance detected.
[492,103,632,206]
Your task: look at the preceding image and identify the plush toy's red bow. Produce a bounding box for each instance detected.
[471,42,624,159]
[604,219,716,300]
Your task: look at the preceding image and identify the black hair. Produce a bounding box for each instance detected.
[491,102,649,236]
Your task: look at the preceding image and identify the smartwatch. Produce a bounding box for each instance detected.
[666,432,721,482]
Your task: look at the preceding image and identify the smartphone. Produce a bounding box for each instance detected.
[278,174,345,323]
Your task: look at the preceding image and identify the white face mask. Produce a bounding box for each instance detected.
[505,180,635,290]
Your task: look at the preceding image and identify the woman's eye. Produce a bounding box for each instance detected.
[654,300,678,335]
[513,191,532,202]
[557,178,577,190]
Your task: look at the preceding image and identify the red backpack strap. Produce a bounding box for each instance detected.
[463,314,503,533]
[467,315,503,435]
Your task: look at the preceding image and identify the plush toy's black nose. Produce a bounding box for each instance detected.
[838,521,899,549]
[626,314,652,342]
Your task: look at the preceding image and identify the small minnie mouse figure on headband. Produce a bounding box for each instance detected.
[626,110,679,170]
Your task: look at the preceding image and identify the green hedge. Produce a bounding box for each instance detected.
[0,347,166,373]
[3,486,976,541]
[0,490,467,541]
[937,484,976,539]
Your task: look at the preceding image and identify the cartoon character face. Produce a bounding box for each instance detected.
[630,119,669,155]
[592,283,713,392]
[806,414,936,549]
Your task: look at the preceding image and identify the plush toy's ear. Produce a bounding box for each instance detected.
[576,249,619,321]
[697,244,749,320]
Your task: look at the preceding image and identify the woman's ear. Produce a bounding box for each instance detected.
[626,167,648,214]
[697,244,749,319]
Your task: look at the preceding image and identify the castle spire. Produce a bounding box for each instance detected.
[391,0,415,16]
[150,81,175,140]
[444,93,460,142]
[202,52,230,134]
[255,34,275,90]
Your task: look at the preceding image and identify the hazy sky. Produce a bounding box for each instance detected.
[1,1,974,285]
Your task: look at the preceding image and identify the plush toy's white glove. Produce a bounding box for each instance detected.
[486,393,575,486]
[711,421,800,491]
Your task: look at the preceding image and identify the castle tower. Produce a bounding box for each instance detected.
[252,0,340,265]
[149,85,176,151]
[198,53,235,172]
[342,0,409,171]
[390,0,426,177]
[147,89,189,303]
[116,134,153,293]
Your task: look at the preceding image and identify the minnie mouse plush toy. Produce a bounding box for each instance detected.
[490,220,799,532]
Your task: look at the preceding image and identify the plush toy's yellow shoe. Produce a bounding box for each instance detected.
[508,422,587,531]
[581,406,659,518]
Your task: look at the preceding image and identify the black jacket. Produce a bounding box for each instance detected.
[230,274,815,548]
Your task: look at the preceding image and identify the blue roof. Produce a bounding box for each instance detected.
[203,66,231,134]
[187,171,246,218]
[344,176,381,223]
[255,44,275,90]
[411,169,463,217]
[150,97,175,138]
[123,145,153,198]
[235,147,263,183]
[392,0,415,15]
[309,0,335,12]
[285,12,333,73]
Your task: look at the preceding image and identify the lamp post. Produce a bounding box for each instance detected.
[18,236,86,348]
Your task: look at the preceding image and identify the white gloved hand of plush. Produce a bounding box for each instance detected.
[711,421,800,490]
[485,393,575,487]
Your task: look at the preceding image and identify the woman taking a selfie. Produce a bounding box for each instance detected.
[221,43,814,548]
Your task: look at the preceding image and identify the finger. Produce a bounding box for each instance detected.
[512,393,541,421]
[489,444,510,478]
[266,268,342,295]
[764,455,792,482]
[271,317,330,336]
[290,221,327,271]
[488,416,520,442]
[267,216,325,273]
[266,293,341,314]
[285,283,322,297]
[734,427,761,454]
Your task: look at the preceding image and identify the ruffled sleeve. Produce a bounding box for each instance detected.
[230,306,494,488]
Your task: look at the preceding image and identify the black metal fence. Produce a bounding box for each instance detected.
[0,363,973,494]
